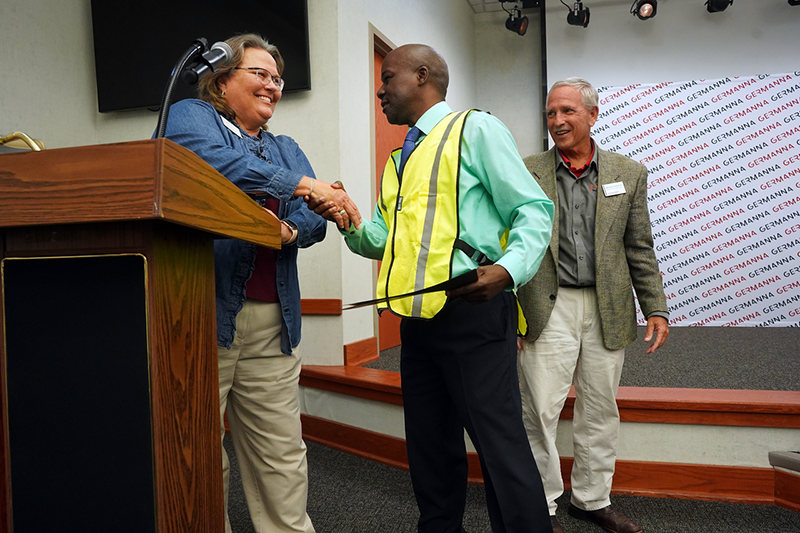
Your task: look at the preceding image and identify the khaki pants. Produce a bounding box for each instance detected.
[219,299,315,533]
[519,287,625,515]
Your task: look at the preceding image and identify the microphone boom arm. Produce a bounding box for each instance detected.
[154,38,208,139]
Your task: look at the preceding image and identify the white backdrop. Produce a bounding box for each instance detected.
[594,73,800,327]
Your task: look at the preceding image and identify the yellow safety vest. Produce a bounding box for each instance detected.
[376,110,472,319]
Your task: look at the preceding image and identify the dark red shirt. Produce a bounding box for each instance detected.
[558,143,595,178]
[245,198,279,302]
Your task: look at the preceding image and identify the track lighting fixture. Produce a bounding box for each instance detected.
[502,2,529,36]
[631,0,657,20]
[563,0,590,28]
[705,0,733,12]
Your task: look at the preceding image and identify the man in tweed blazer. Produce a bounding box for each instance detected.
[518,78,669,533]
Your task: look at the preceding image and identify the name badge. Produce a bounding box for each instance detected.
[602,182,626,196]
[221,115,243,138]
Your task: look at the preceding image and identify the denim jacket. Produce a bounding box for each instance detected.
[164,99,326,354]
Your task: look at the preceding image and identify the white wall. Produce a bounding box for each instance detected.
[319,2,544,355]
[284,0,484,361]
[325,0,480,355]
[6,0,799,478]
[7,0,795,365]
[0,0,484,365]
[0,0,156,148]
[475,9,544,157]
[545,0,800,89]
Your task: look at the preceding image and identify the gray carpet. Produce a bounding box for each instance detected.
[225,435,800,532]
[225,326,800,531]
[366,326,800,391]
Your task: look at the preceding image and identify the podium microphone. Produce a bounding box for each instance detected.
[156,38,232,138]
[182,41,234,84]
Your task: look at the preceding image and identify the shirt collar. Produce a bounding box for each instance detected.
[557,140,597,178]
[412,101,451,137]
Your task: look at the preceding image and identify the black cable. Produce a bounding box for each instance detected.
[154,38,208,139]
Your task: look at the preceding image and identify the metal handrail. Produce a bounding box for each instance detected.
[0,131,44,151]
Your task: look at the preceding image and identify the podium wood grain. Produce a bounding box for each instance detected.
[0,139,277,533]
[0,138,279,248]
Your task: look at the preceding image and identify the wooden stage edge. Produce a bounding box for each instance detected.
[300,364,800,506]
[300,414,776,505]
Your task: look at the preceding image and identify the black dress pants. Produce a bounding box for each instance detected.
[400,291,552,533]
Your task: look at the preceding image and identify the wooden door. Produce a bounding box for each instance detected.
[374,45,406,351]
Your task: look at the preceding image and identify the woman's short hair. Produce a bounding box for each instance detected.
[548,77,599,110]
[197,33,284,125]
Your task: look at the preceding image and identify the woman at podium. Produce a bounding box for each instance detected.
[163,33,357,533]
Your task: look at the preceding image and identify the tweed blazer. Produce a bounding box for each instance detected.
[518,145,668,350]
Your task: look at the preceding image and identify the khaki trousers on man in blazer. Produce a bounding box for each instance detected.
[519,287,625,514]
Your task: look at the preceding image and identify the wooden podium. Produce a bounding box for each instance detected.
[0,139,280,533]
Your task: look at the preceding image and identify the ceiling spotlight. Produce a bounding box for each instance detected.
[565,1,590,27]
[789,0,800,5]
[631,0,657,20]
[503,3,529,36]
[705,0,733,12]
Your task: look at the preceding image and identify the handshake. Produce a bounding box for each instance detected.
[300,178,362,231]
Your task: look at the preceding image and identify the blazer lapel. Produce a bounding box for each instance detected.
[529,148,560,261]
[595,149,625,253]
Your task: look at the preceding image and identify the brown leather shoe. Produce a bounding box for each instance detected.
[551,515,565,533]
[567,504,642,533]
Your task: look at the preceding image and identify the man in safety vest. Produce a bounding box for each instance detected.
[311,43,555,533]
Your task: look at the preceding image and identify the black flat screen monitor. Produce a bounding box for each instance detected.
[90,0,310,113]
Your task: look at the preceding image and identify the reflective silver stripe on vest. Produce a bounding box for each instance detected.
[378,166,390,216]
[411,111,466,317]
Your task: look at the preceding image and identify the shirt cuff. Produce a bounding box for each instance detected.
[281,219,298,245]
[495,256,524,290]
[339,224,362,237]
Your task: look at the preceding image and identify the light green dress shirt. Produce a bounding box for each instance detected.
[343,101,554,290]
